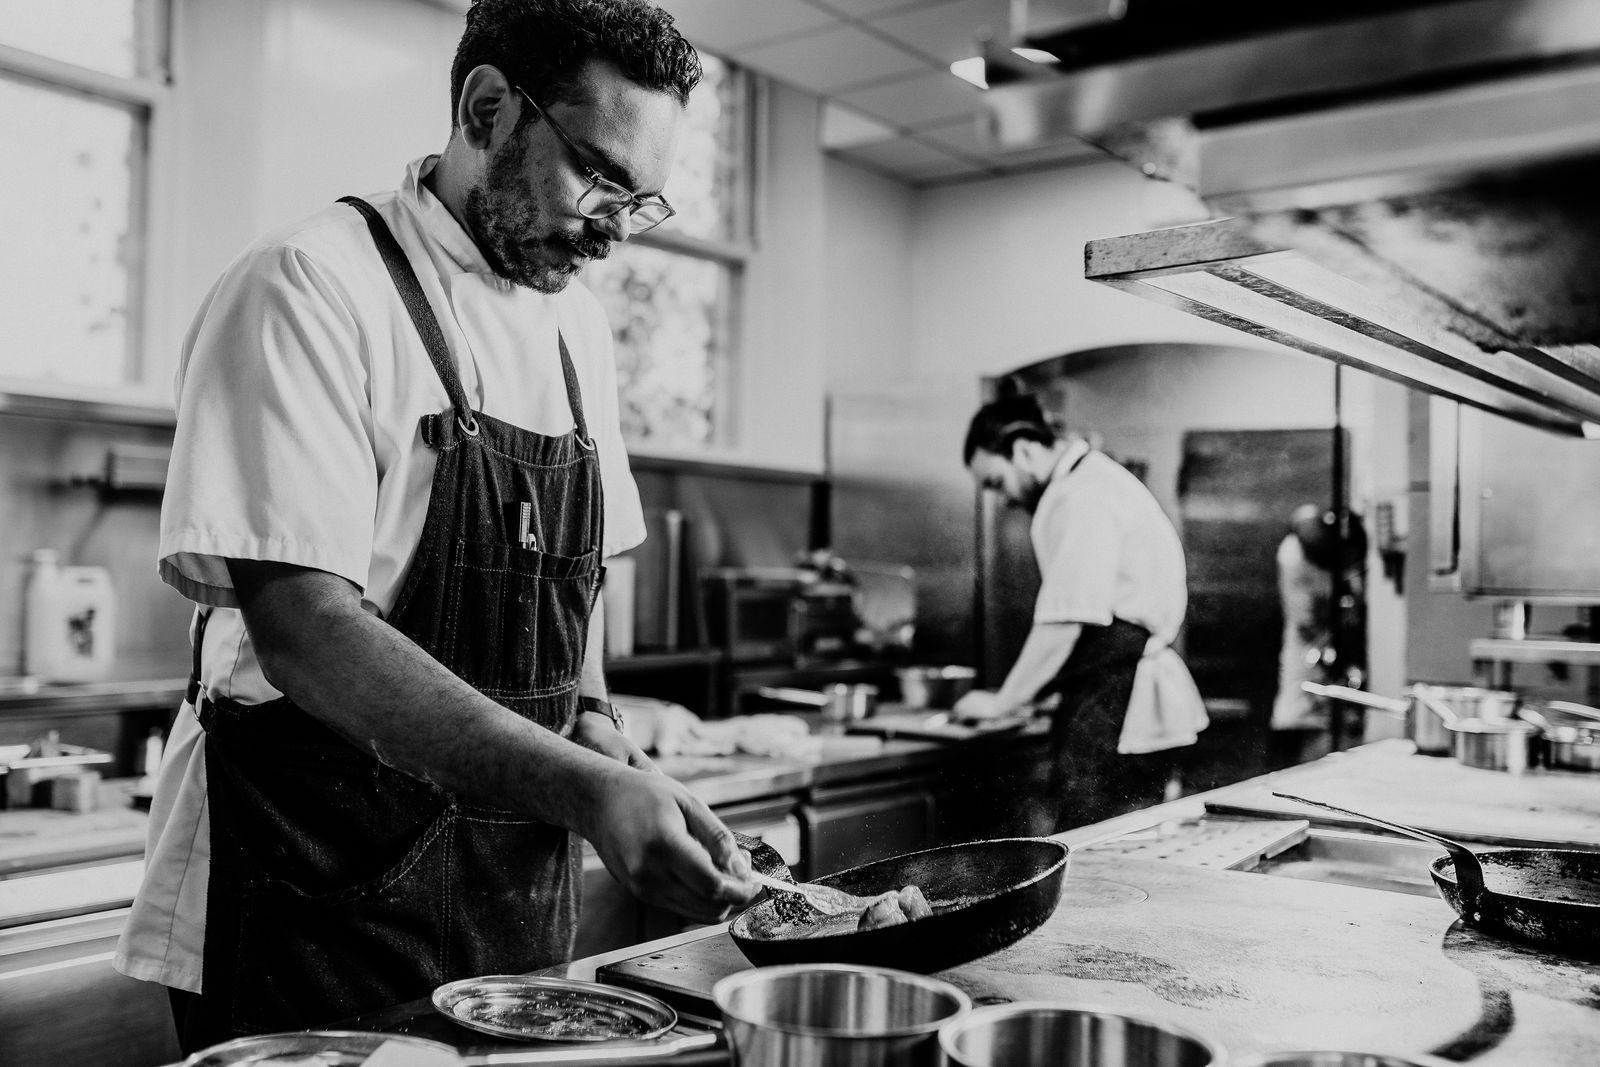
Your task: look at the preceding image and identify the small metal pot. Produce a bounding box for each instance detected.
[1519,701,1600,771]
[714,964,969,1067]
[895,666,977,710]
[939,1002,1223,1067]
[1303,682,1517,756]
[1446,717,1541,773]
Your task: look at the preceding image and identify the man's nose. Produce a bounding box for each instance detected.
[589,212,631,242]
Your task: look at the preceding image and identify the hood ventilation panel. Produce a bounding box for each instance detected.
[986,0,1600,433]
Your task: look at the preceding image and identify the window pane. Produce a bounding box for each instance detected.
[661,54,743,243]
[585,245,731,450]
[0,0,153,78]
[0,76,141,386]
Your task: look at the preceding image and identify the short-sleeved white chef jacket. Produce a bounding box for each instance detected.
[1030,443,1207,755]
[114,156,646,993]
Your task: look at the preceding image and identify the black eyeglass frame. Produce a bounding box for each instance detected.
[514,86,676,235]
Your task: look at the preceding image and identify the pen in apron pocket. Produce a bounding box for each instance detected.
[514,501,536,551]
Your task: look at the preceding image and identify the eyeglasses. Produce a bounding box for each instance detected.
[515,87,675,235]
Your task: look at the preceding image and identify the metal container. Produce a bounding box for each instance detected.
[939,1002,1223,1067]
[756,684,879,724]
[713,963,969,1067]
[1303,683,1517,756]
[895,666,977,710]
[1446,718,1541,773]
[1233,1053,1459,1067]
[1518,701,1600,771]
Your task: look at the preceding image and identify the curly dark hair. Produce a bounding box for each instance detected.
[450,0,701,127]
[963,393,1058,465]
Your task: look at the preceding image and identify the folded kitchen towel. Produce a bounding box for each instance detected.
[1117,643,1210,755]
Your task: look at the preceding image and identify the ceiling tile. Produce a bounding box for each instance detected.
[739,23,931,94]
[812,0,956,17]
[836,69,984,129]
[918,114,1103,164]
[868,0,1008,64]
[657,0,836,53]
[833,134,994,182]
[821,102,901,148]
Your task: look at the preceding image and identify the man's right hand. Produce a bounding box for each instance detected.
[581,764,759,924]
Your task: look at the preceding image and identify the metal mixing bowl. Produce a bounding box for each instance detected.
[713,963,969,1067]
[895,665,977,709]
[939,1002,1223,1067]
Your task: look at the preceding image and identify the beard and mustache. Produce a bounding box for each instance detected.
[461,130,612,294]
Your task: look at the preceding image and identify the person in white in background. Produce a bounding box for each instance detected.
[955,393,1208,833]
[114,0,756,1053]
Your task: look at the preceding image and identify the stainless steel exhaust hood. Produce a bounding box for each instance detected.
[980,0,1600,435]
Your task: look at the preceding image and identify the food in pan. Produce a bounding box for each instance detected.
[856,885,934,931]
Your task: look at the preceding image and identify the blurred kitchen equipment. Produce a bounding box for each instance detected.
[748,870,874,918]
[3,731,114,809]
[712,963,969,1067]
[601,555,637,659]
[728,837,1069,973]
[1519,700,1600,771]
[851,561,917,652]
[703,567,804,662]
[1274,792,1600,955]
[895,665,977,710]
[1302,682,1517,755]
[628,507,691,652]
[23,549,116,684]
[1491,600,1531,640]
[48,770,102,813]
[1445,717,1540,773]
[938,1002,1224,1067]
[757,684,878,725]
[1233,1053,1458,1067]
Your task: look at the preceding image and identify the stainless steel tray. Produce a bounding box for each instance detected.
[432,975,679,1043]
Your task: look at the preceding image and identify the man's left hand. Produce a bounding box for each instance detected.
[953,689,1006,721]
[575,713,655,772]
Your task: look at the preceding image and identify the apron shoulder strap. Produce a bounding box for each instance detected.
[339,195,477,434]
[556,333,593,449]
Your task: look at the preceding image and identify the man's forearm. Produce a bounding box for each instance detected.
[237,568,622,839]
[996,622,1083,711]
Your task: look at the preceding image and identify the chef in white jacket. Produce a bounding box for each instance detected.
[956,393,1208,832]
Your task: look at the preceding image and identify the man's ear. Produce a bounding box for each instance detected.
[457,64,516,152]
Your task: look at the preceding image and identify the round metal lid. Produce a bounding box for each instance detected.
[431,975,679,1043]
[183,1029,454,1066]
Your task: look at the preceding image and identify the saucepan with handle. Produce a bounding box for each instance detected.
[727,836,1071,973]
[1274,792,1600,956]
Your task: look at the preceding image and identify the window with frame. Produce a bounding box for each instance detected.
[582,53,753,452]
[0,0,168,395]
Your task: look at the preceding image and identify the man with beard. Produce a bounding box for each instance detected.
[115,0,758,1052]
[954,393,1208,833]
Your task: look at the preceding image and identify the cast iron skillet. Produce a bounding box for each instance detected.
[1276,794,1600,957]
[727,836,1070,973]
[1431,849,1600,957]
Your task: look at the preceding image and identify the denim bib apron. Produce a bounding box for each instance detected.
[185,196,605,1046]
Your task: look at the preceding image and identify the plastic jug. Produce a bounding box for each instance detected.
[23,549,117,684]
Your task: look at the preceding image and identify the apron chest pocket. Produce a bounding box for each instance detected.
[435,537,600,697]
